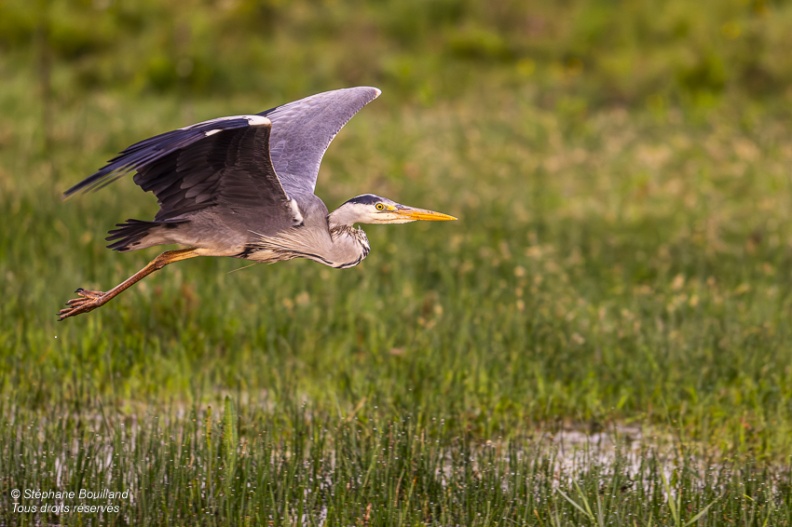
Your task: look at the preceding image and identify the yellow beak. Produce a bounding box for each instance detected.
[394,205,458,222]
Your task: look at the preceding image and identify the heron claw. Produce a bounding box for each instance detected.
[58,289,106,320]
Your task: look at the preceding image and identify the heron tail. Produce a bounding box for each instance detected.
[106,219,187,251]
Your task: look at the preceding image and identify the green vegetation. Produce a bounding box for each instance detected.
[2,400,790,525]
[2,0,792,524]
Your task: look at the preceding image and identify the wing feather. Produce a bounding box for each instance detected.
[260,86,380,195]
[64,115,298,225]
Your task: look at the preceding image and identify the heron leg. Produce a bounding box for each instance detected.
[58,248,200,321]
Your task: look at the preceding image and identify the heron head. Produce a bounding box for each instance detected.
[329,194,457,227]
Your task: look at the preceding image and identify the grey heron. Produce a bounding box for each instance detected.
[58,87,455,320]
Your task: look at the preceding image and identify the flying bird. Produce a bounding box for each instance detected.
[58,87,455,320]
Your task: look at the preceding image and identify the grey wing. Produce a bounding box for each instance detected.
[260,86,381,195]
[65,115,301,226]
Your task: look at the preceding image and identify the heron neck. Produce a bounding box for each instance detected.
[327,225,370,269]
[328,205,366,230]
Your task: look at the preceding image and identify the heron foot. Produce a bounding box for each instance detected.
[58,288,107,320]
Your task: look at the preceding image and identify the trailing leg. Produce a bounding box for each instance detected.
[58,249,200,320]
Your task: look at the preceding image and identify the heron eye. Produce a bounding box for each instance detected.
[375,203,385,211]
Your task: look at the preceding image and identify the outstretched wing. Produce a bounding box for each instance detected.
[260,86,381,195]
[64,115,299,224]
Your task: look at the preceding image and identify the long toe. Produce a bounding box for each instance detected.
[58,290,106,320]
[75,288,104,300]
[58,304,93,320]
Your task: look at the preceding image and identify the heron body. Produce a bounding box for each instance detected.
[59,87,455,320]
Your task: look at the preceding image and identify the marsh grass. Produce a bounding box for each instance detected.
[5,86,792,451]
[1,399,789,526]
[3,1,792,523]
[3,84,792,522]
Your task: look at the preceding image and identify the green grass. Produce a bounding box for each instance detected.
[3,0,792,524]
[6,86,792,450]
[1,399,790,526]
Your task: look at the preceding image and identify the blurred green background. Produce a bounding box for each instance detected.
[5,2,792,523]
[4,0,792,107]
[2,0,792,457]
